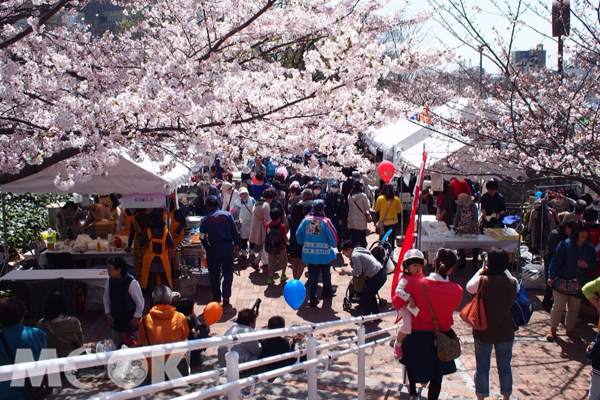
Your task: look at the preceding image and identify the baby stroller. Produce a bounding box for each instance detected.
[342,240,393,312]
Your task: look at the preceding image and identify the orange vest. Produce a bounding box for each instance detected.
[119,209,135,237]
[141,228,172,288]
[169,209,183,249]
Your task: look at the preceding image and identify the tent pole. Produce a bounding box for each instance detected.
[400,171,404,239]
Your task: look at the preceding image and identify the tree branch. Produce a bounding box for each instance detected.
[0,147,83,186]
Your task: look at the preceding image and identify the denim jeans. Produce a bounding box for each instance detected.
[474,339,513,397]
[307,263,332,300]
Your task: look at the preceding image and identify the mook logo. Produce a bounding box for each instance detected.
[10,348,189,389]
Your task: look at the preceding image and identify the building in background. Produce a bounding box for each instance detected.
[80,2,125,34]
[511,44,547,72]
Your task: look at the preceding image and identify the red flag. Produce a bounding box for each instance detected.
[391,151,427,307]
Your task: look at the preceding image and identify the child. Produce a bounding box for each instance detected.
[394,249,426,359]
[176,297,210,367]
[264,208,289,284]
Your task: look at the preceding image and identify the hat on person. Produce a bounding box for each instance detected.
[313,179,323,188]
[575,199,587,212]
[221,182,233,192]
[313,199,326,211]
[456,193,472,207]
[242,166,251,174]
[402,249,425,263]
[329,180,340,187]
[239,187,249,195]
[290,181,300,188]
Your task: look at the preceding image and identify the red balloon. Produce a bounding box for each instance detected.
[204,301,223,325]
[378,160,396,183]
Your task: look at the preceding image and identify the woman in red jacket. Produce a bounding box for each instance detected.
[398,247,463,400]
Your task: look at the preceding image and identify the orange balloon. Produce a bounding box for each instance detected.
[204,301,223,325]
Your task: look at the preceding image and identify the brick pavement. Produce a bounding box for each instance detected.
[75,229,599,399]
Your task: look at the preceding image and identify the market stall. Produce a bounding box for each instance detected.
[418,215,519,258]
[0,152,197,310]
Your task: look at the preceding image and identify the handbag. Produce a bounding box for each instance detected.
[353,198,372,223]
[0,332,53,399]
[553,275,581,295]
[142,316,189,377]
[422,280,461,361]
[459,277,488,330]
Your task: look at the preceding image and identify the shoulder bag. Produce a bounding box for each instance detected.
[142,316,189,377]
[353,197,372,223]
[422,280,461,361]
[553,275,581,295]
[459,277,488,330]
[376,200,393,236]
[0,331,53,399]
[554,245,588,295]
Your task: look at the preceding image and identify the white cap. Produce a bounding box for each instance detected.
[239,187,249,194]
[402,248,425,262]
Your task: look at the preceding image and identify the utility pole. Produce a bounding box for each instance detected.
[552,0,570,81]
[557,35,563,79]
[479,45,484,97]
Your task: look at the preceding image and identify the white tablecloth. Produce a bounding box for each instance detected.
[1,269,109,287]
[418,215,519,254]
[39,247,133,267]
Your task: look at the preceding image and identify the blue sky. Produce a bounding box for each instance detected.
[382,0,561,72]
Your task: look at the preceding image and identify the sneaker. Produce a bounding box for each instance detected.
[393,344,403,359]
[309,298,319,307]
[241,249,248,258]
[223,298,230,306]
[546,328,556,342]
[566,329,581,341]
[267,276,275,285]
[280,273,289,282]
[322,286,338,298]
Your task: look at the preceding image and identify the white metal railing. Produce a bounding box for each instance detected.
[0,311,397,400]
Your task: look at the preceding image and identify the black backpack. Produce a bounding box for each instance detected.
[264,222,283,254]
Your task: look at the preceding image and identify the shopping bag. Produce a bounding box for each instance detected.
[511,280,533,327]
[459,278,488,330]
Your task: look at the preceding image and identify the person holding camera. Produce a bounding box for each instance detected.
[217,309,261,367]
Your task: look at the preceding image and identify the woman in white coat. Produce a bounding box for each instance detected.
[221,182,239,213]
[347,180,371,248]
[233,187,256,258]
[249,193,272,271]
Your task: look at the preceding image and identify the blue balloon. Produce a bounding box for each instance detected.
[284,279,307,310]
[535,191,542,198]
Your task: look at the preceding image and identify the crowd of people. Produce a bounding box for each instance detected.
[187,163,405,309]
[6,157,600,399]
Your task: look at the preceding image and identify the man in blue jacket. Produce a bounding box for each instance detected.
[296,199,338,307]
[200,196,240,306]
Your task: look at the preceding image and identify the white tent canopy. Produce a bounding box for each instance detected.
[364,113,525,179]
[1,153,193,195]
[364,118,469,170]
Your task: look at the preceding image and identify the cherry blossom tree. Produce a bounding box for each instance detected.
[0,0,436,190]
[394,0,600,194]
